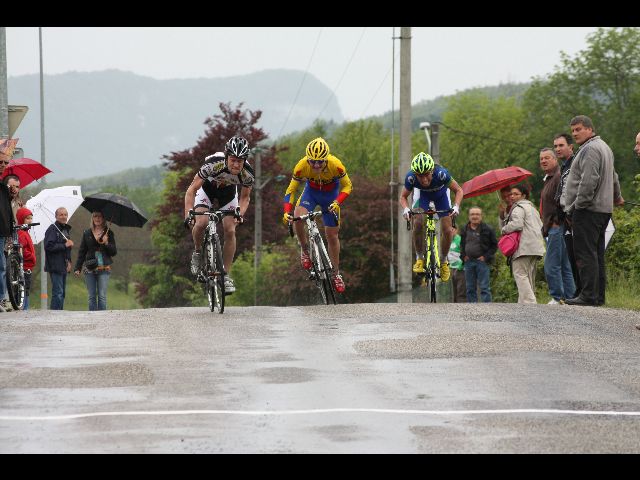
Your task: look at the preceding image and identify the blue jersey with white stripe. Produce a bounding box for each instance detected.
[404,165,452,193]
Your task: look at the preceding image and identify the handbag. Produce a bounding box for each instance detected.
[498,231,521,257]
[84,258,99,270]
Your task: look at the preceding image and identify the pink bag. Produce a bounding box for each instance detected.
[498,231,521,257]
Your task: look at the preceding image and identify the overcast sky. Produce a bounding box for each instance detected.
[6,27,599,121]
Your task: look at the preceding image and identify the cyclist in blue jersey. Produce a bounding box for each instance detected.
[399,152,464,282]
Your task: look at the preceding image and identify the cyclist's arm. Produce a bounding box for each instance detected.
[399,187,412,210]
[449,178,464,210]
[336,171,353,205]
[184,174,204,218]
[238,185,251,217]
[283,176,302,213]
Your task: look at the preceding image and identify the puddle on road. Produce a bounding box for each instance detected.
[253,367,316,384]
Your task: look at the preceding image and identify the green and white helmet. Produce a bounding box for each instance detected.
[411,152,435,174]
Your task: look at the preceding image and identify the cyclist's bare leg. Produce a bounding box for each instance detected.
[192,206,209,252]
[293,205,309,252]
[325,226,340,273]
[222,215,237,274]
[439,215,454,262]
[413,215,424,259]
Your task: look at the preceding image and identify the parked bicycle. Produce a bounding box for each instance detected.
[288,210,338,305]
[406,209,454,303]
[187,208,241,314]
[6,222,39,310]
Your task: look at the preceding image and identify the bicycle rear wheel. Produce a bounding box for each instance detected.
[6,251,24,310]
[205,238,225,313]
[317,242,337,305]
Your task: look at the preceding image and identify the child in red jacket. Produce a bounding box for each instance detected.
[16,207,36,310]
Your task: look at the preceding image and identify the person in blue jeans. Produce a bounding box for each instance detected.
[73,211,117,311]
[539,147,575,303]
[460,207,497,302]
[44,207,74,310]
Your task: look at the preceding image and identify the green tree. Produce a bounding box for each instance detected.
[523,27,640,187]
[132,103,280,307]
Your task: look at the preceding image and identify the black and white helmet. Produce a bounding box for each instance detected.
[224,136,250,159]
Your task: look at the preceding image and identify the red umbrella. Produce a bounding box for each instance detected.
[1,157,52,188]
[462,166,533,199]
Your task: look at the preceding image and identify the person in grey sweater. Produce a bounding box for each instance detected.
[561,115,624,306]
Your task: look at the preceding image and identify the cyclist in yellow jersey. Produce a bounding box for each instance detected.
[282,137,352,293]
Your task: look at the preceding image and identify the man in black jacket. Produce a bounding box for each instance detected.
[44,207,74,310]
[460,207,498,302]
[0,147,15,312]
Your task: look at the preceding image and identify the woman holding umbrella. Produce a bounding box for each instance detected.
[73,211,117,311]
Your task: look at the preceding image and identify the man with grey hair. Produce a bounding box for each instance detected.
[561,115,624,306]
[539,147,575,304]
[44,207,74,310]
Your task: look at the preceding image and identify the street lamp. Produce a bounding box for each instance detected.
[419,121,431,156]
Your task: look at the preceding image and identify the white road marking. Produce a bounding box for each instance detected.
[2,408,640,421]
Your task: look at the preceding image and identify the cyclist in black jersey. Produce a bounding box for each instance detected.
[184,136,254,293]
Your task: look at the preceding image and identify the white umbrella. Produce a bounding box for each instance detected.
[605,218,615,250]
[25,186,84,244]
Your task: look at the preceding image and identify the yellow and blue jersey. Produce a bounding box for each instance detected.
[283,154,352,212]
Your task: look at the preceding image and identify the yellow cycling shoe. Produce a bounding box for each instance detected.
[440,261,451,282]
[412,258,426,273]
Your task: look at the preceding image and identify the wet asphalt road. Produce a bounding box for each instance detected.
[1,303,640,453]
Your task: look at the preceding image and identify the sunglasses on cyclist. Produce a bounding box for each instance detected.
[308,159,326,166]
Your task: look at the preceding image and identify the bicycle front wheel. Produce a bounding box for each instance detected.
[6,251,25,310]
[317,242,337,305]
[205,238,225,313]
[429,250,437,303]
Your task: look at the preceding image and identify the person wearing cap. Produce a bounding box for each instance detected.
[16,208,36,310]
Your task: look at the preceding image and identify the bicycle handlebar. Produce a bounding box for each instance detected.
[187,207,242,225]
[13,222,40,231]
[287,210,338,238]
[406,208,456,230]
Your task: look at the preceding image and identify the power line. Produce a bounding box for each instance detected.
[314,27,367,124]
[359,50,399,119]
[276,27,324,139]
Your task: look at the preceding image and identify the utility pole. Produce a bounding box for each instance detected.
[397,27,412,303]
[0,27,8,139]
[39,27,48,310]
[389,27,397,293]
[253,147,262,306]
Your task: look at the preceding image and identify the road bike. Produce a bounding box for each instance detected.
[188,208,241,314]
[6,222,40,310]
[407,209,454,303]
[288,210,338,305]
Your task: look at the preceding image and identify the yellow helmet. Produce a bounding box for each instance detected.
[306,137,330,161]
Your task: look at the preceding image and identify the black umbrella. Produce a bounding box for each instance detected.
[81,193,148,228]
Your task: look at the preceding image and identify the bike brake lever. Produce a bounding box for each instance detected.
[288,222,294,238]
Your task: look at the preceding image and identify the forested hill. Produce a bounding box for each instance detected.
[8,69,343,181]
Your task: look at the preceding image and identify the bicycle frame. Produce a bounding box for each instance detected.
[188,208,240,313]
[288,210,337,305]
[407,209,453,303]
[6,222,40,310]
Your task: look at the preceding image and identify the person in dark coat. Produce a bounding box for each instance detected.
[0,147,15,312]
[73,211,117,311]
[44,207,74,310]
[460,207,498,302]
